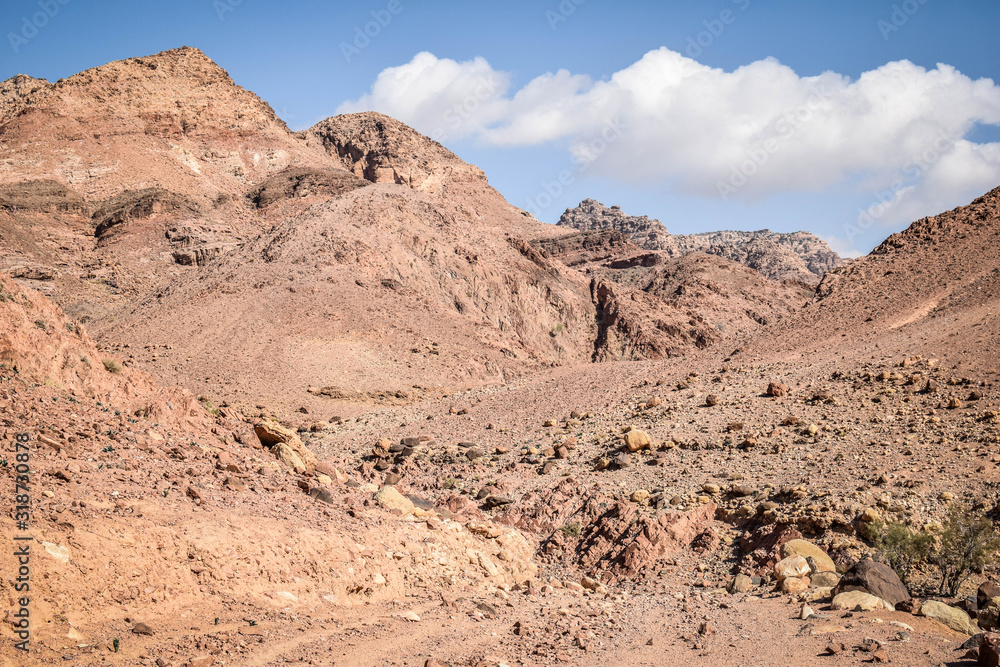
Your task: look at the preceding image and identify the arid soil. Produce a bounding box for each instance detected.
[2,48,1000,667]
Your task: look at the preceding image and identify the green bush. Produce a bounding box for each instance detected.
[934,503,1000,597]
[870,520,934,583]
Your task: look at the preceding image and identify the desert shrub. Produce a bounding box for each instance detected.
[870,520,934,583]
[102,359,122,374]
[934,503,1000,596]
[561,522,581,537]
[33,319,46,331]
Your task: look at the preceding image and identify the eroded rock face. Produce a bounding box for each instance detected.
[302,112,487,193]
[557,198,844,283]
[497,478,718,583]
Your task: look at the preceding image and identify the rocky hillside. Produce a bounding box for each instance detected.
[0,47,844,417]
[752,185,1000,375]
[558,199,844,284]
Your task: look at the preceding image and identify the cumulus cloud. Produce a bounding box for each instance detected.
[339,49,1000,227]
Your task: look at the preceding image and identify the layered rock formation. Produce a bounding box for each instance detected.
[557,199,844,283]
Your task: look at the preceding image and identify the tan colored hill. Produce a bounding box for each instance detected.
[0,46,334,202]
[752,185,1000,376]
[94,177,597,413]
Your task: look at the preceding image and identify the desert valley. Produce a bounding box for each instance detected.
[2,46,1000,667]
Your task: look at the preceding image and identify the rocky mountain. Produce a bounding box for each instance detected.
[0,48,816,413]
[558,198,844,284]
[4,45,1000,667]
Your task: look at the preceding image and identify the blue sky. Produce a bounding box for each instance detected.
[2,0,999,255]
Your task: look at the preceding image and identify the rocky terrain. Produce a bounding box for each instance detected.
[2,48,1000,667]
[557,198,845,284]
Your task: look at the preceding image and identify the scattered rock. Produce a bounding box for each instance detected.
[705,394,719,407]
[623,429,652,452]
[728,574,753,594]
[766,382,788,397]
[132,622,154,636]
[375,486,415,515]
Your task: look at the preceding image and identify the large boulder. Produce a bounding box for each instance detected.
[980,582,1000,610]
[832,559,910,607]
[920,600,978,635]
[254,421,318,471]
[831,591,893,611]
[980,597,1000,631]
[774,556,811,581]
[781,539,836,573]
[981,632,1000,667]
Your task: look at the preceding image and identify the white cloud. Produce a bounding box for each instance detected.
[338,49,1000,226]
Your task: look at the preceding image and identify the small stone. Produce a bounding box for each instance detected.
[132,622,154,636]
[705,394,719,407]
[375,486,415,515]
[631,489,650,504]
[623,430,652,452]
[728,574,753,594]
[825,642,846,655]
[766,382,788,397]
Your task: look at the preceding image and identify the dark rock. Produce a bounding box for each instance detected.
[132,622,154,636]
[980,632,1000,667]
[979,582,1000,610]
[833,558,910,607]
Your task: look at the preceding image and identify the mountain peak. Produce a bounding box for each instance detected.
[302,112,486,191]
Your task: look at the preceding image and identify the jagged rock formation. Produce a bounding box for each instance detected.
[301,112,487,193]
[557,199,844,283]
